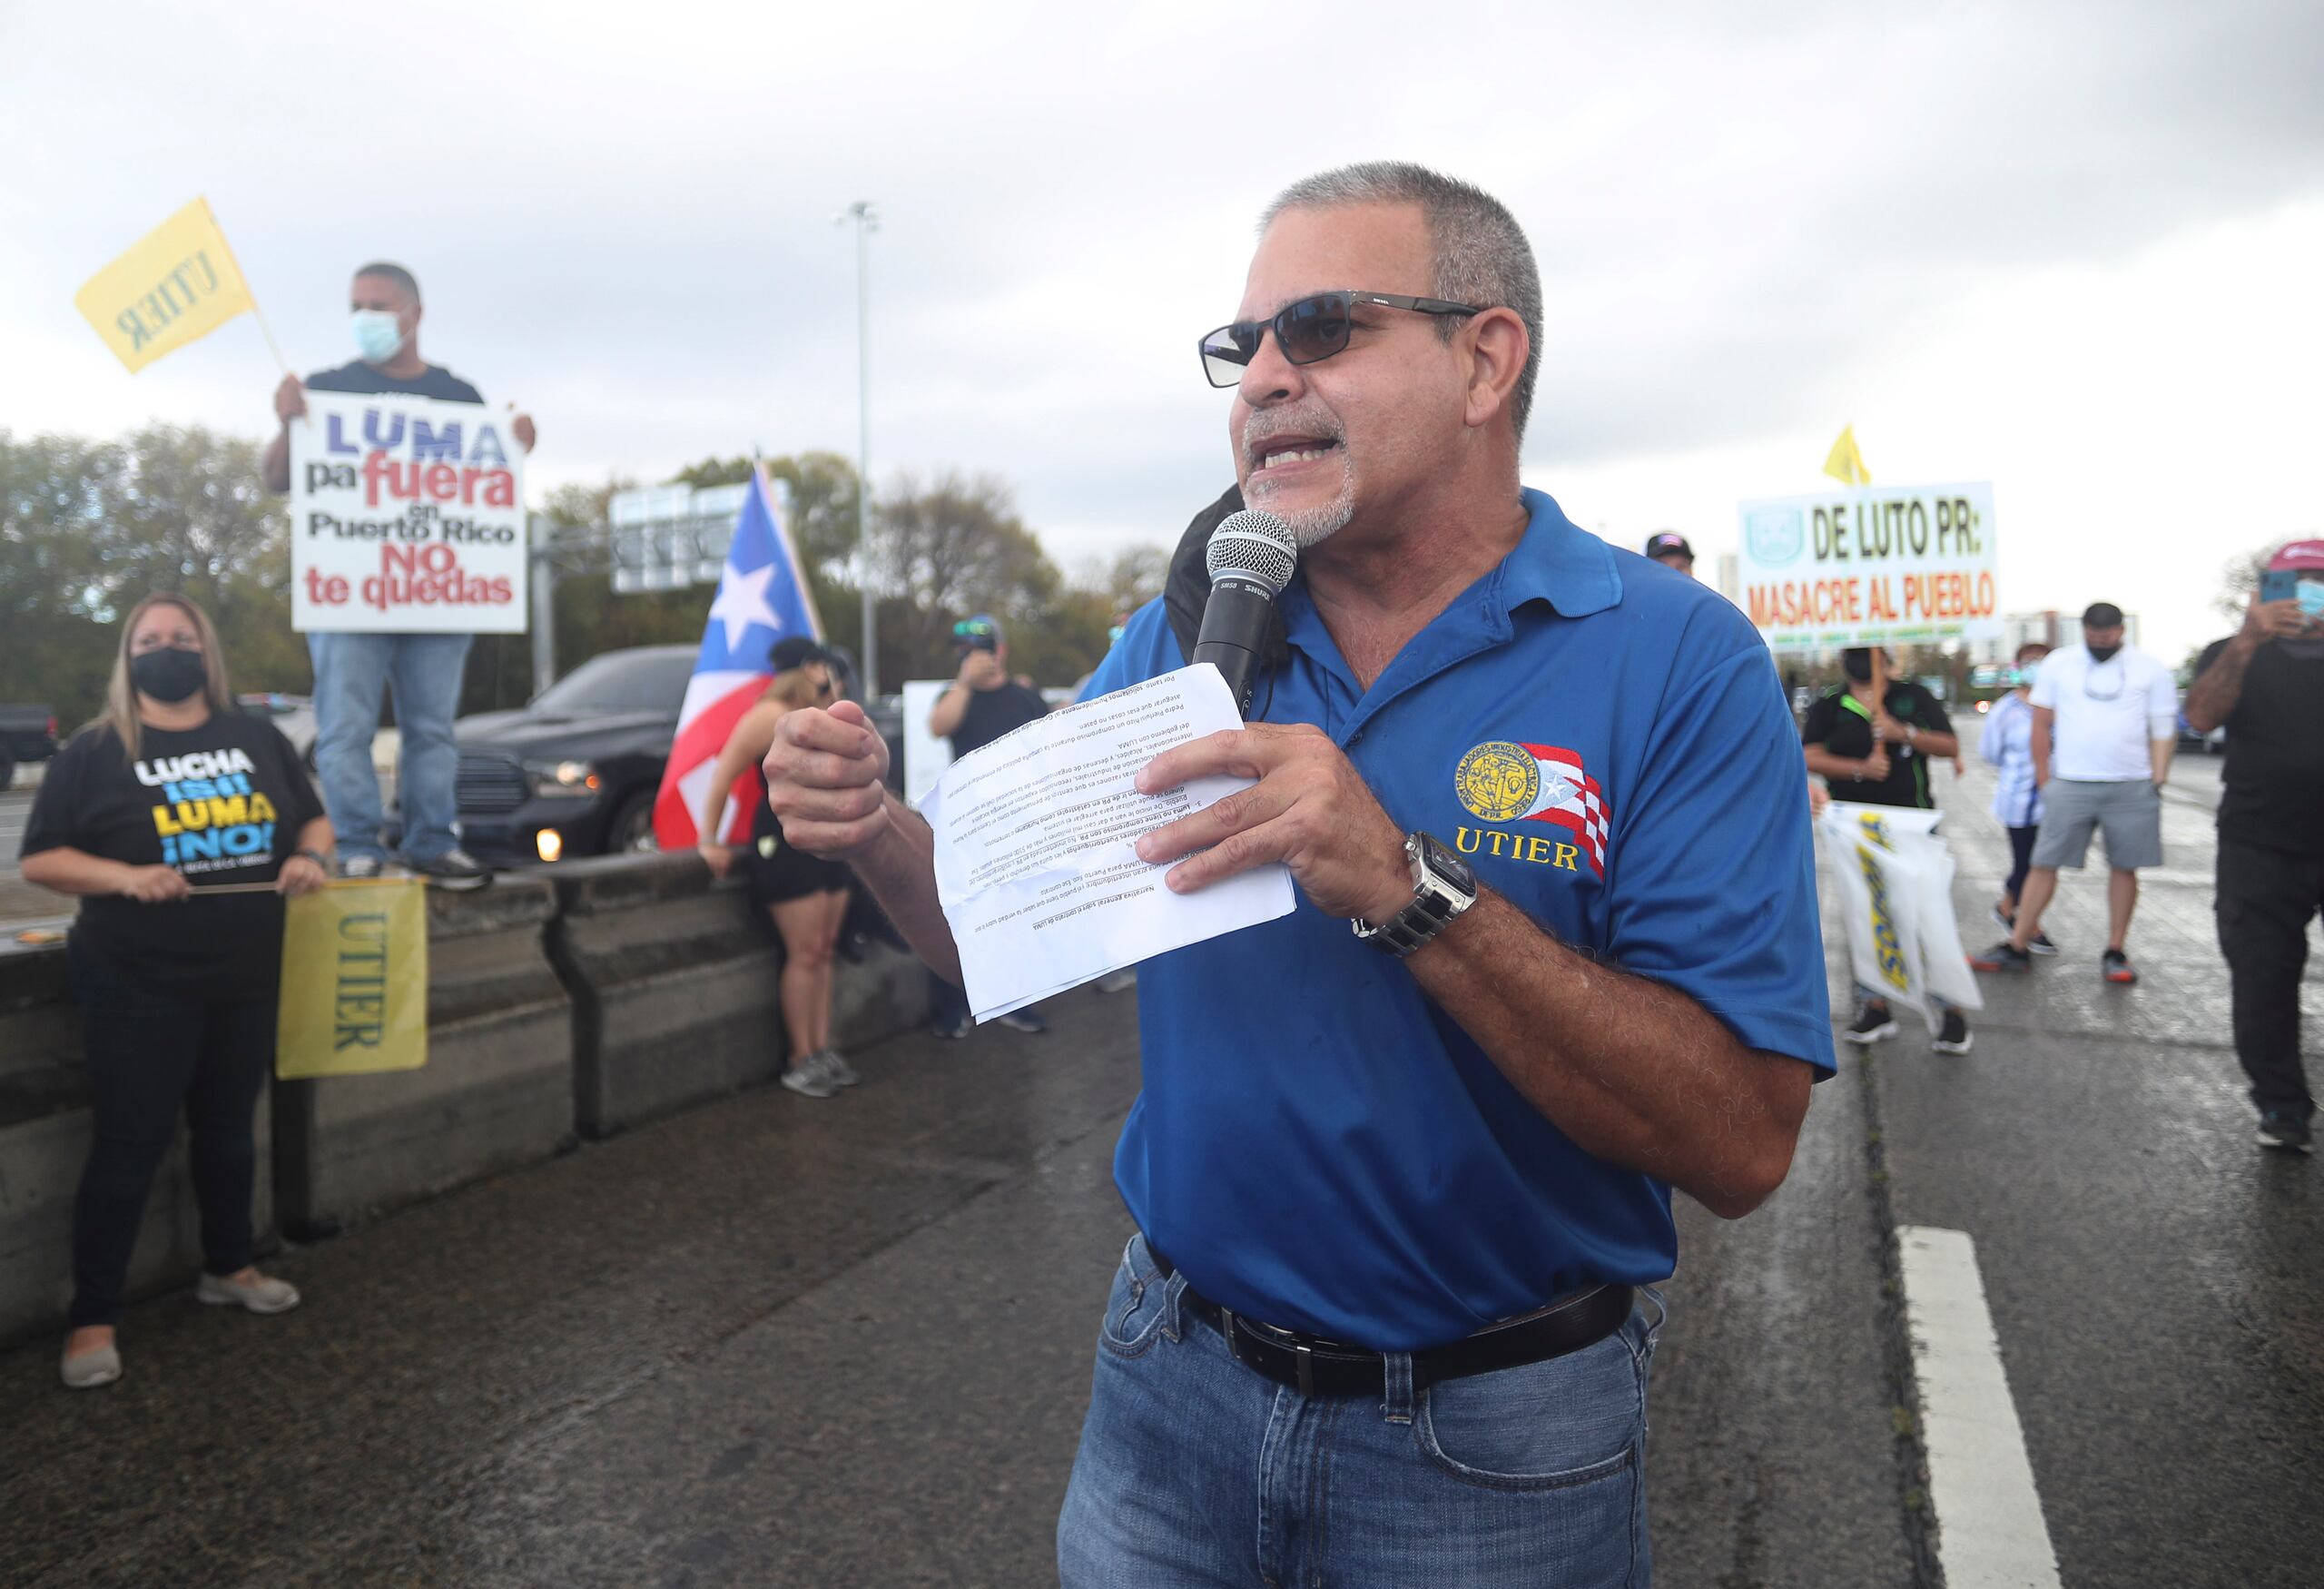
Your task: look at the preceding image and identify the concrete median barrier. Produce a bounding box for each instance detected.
[272,876,575,1239]
[0,927,274,1349]
[550,852,789,1139]
[0,856,938,1347]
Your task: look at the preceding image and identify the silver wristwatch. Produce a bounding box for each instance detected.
[1352,833,1479,958]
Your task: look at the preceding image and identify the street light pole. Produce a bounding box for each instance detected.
[842,200,880,696]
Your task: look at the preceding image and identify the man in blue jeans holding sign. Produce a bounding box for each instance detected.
[262,261,535,886]
[763,163,1832,1584]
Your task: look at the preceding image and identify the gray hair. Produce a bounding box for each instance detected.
[1260,162,1543,444]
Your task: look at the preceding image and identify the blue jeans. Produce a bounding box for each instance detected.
[308,632,472,861]
[1058,1234,1664,1587]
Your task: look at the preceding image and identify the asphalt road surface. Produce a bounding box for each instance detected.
[2,757,2315,1587]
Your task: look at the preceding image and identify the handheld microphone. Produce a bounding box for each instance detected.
[1192,509,1298,717]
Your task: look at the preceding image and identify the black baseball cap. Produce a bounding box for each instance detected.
[1645,532,1694,560]
[2081,602,2124,629]
[768,635,832,672]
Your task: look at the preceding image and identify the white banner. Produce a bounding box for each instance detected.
[290,390,527,633]
[1817,802,1983,1032]
[1738,482,1997,650]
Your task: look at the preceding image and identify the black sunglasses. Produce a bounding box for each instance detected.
[1198,290,1487,388]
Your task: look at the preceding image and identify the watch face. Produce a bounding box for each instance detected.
[1413,832,1476,894]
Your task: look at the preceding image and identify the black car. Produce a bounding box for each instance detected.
[452,645,906,865]
[453,646,699,863]
[0,705,59,789]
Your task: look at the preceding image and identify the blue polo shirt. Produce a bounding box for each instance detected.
[1080,488,1835,1350]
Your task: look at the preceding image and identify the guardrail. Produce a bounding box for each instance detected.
[0,855,930,1348]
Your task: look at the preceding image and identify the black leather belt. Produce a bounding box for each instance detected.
[1147,1241,1632,1399]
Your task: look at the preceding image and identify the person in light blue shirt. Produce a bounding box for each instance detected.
[1978,643,2056,952]
[763,161,1833,1586]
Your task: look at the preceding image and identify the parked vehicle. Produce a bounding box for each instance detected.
[452,646,696,863]
[451,646,910,866]
[0,705,59,789]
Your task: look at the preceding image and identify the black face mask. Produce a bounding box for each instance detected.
[130,646,207,704]
[2086,643,2122,664]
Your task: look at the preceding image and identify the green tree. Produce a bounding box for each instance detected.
[0,431,116,729]
[872,470,1064,684]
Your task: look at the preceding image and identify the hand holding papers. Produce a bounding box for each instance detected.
[922,665,1295,1022]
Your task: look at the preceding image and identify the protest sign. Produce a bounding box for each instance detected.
[1816,802,1983,1031]
[1737,482,1998,650]
[290,391,527,633]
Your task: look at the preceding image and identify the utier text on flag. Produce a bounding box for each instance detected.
[652,469,824,849]
[74,198,256,373]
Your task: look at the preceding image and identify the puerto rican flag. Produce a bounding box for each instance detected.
[650,469,822,848]
[1514,744,1612,877]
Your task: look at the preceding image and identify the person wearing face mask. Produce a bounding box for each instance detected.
[1801,646,1972,1052]
[18,595,332,1390]
[258,261,537,890]
[1972,602,2179,984]
[2183,541,2324,1153]
[694,637,861,1099]
[1977,643,2057,952]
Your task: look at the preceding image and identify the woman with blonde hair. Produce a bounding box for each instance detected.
[20,593,332,1389]
[696,636,858,1099]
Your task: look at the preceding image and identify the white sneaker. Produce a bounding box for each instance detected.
[195,1271,301,1314]
[818,1049,861,1087]
[61,1341,122,1390]
[781,1056,840,1099]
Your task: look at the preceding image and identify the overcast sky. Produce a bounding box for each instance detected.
[5,0,2319,665]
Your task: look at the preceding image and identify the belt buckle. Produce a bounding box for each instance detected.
[1231,1310,1321,1397]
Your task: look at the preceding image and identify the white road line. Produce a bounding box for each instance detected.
[1896,1226,2063,1589]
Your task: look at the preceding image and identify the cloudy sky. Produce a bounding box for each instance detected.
[5,0,2319,665]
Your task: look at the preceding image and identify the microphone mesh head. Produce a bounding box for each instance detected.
[1206,509,1298,596]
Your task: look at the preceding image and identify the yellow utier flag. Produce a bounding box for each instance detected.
[74,197,255,373]
[1822,424,1871,487]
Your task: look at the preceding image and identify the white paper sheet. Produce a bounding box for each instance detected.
[921,664,1295,1021]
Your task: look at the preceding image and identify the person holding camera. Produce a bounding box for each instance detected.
[696,637,858,1099]
[925,615,1051,1039]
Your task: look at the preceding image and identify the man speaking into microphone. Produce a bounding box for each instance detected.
[764,162,1832,1585]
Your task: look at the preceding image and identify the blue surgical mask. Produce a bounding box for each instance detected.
[351,309,407,363]
[2299,579,2324,621]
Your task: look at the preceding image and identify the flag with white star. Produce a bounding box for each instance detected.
[652,469,822,848]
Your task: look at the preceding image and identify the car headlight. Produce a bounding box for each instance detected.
[526,759,601,798]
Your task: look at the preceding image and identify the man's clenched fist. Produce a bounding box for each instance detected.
[763,700,891,860]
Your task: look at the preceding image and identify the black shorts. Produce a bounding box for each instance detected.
[743,831,850,905]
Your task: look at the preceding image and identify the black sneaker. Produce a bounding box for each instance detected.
[2256,1110,2314,1154]
[998,1008,1049,1034]
[1969,941,2032,973]
[406,846,493,891]
[1844,1001,1898,1045]
[1992,905,2015,932]
[2101,948,2137,985]
[1933,1010,1974,1054]
[2026,933,2059,956]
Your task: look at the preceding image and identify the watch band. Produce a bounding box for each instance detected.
[1352,834,1477,958]
[295,847,331,868]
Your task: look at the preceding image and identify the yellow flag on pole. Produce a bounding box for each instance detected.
[1823,424,1871,487]
[74,197,257,373]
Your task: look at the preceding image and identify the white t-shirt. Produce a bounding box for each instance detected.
[2028,643,2180,782]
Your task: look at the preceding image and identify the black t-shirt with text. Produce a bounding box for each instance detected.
[949,681,1050,759]
[2195,637,2324,857]
[22,712,326,1001]
[305,359,483,404]
[1800,680,1954,810]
